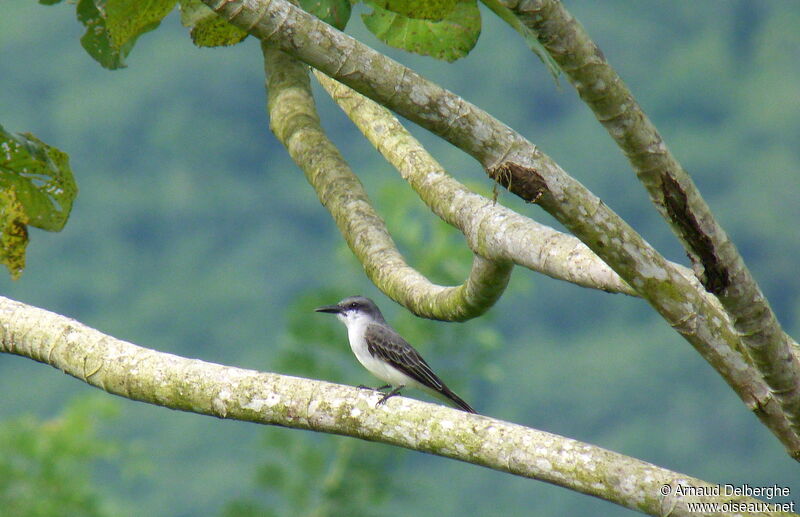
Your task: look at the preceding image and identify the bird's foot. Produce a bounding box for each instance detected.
[376,385,404,406]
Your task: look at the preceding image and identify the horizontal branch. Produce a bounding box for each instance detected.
[508,0,800,437]
[263,45,511,321]
[0,295,792,517]
[205,0,800,455]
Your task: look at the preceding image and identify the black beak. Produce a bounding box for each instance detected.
[314,304,342,314]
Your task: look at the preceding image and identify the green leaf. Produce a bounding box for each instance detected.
[297,0,352,30]
[77,0,128,69]
[0,126,78,279]
[178,0,249,47]
[0,189,28,280]
[365,0,456,21]
[76,0,176,69]
[106,0,177,47]
[362,0,481,62]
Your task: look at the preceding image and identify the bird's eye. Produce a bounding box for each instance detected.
[349,302,358,309]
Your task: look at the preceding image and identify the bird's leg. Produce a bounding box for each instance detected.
[357,384,392,391]
[377,385,404,406]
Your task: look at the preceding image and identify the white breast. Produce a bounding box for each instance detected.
[343,315,422,389]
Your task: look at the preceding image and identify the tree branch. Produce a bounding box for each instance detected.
[507,0,800,438]
[263,44,511,321]
[315,71,738,304]
[204,0,800,456]
[0,295,793,517]
[315,71,636,295]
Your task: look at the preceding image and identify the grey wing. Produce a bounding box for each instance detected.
[364,323,444,390]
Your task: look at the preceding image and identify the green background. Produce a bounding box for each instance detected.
[1,1,799,515]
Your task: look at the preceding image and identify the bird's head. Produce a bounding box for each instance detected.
[314,295,386,326]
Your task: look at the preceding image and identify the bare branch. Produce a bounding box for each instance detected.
[263,45,511,321]
[315,66,782,393]
[507,0,800,441]
[204,0,800,455]
[315,71,635,295]
[0,295,793,517]
[315,72,737,304]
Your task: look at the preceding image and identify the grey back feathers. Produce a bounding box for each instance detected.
[364,323,444,390]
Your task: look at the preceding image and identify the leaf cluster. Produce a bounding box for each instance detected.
[38,0,486,68]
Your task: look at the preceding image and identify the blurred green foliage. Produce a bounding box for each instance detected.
[0,1,798,516]
[0,396,123,517]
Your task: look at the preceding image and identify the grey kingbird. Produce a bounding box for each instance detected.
[315,296,476,413]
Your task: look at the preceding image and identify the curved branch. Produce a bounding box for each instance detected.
[315,73,758,317]
[315,72,738,304]
[509,0,800,437]
[205,0,800,456]
[263,45,511,321]
[316,71,724,297]
[0,295,792,517]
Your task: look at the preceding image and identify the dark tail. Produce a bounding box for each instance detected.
[441,385,477,414]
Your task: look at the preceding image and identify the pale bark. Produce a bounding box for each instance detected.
[0,295,793,517]
[264,45,512,321]
[203,0,800,457]
[315,70,635,295]
[508,0,800,458]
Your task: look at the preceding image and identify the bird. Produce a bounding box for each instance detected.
[314,295,476,413]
